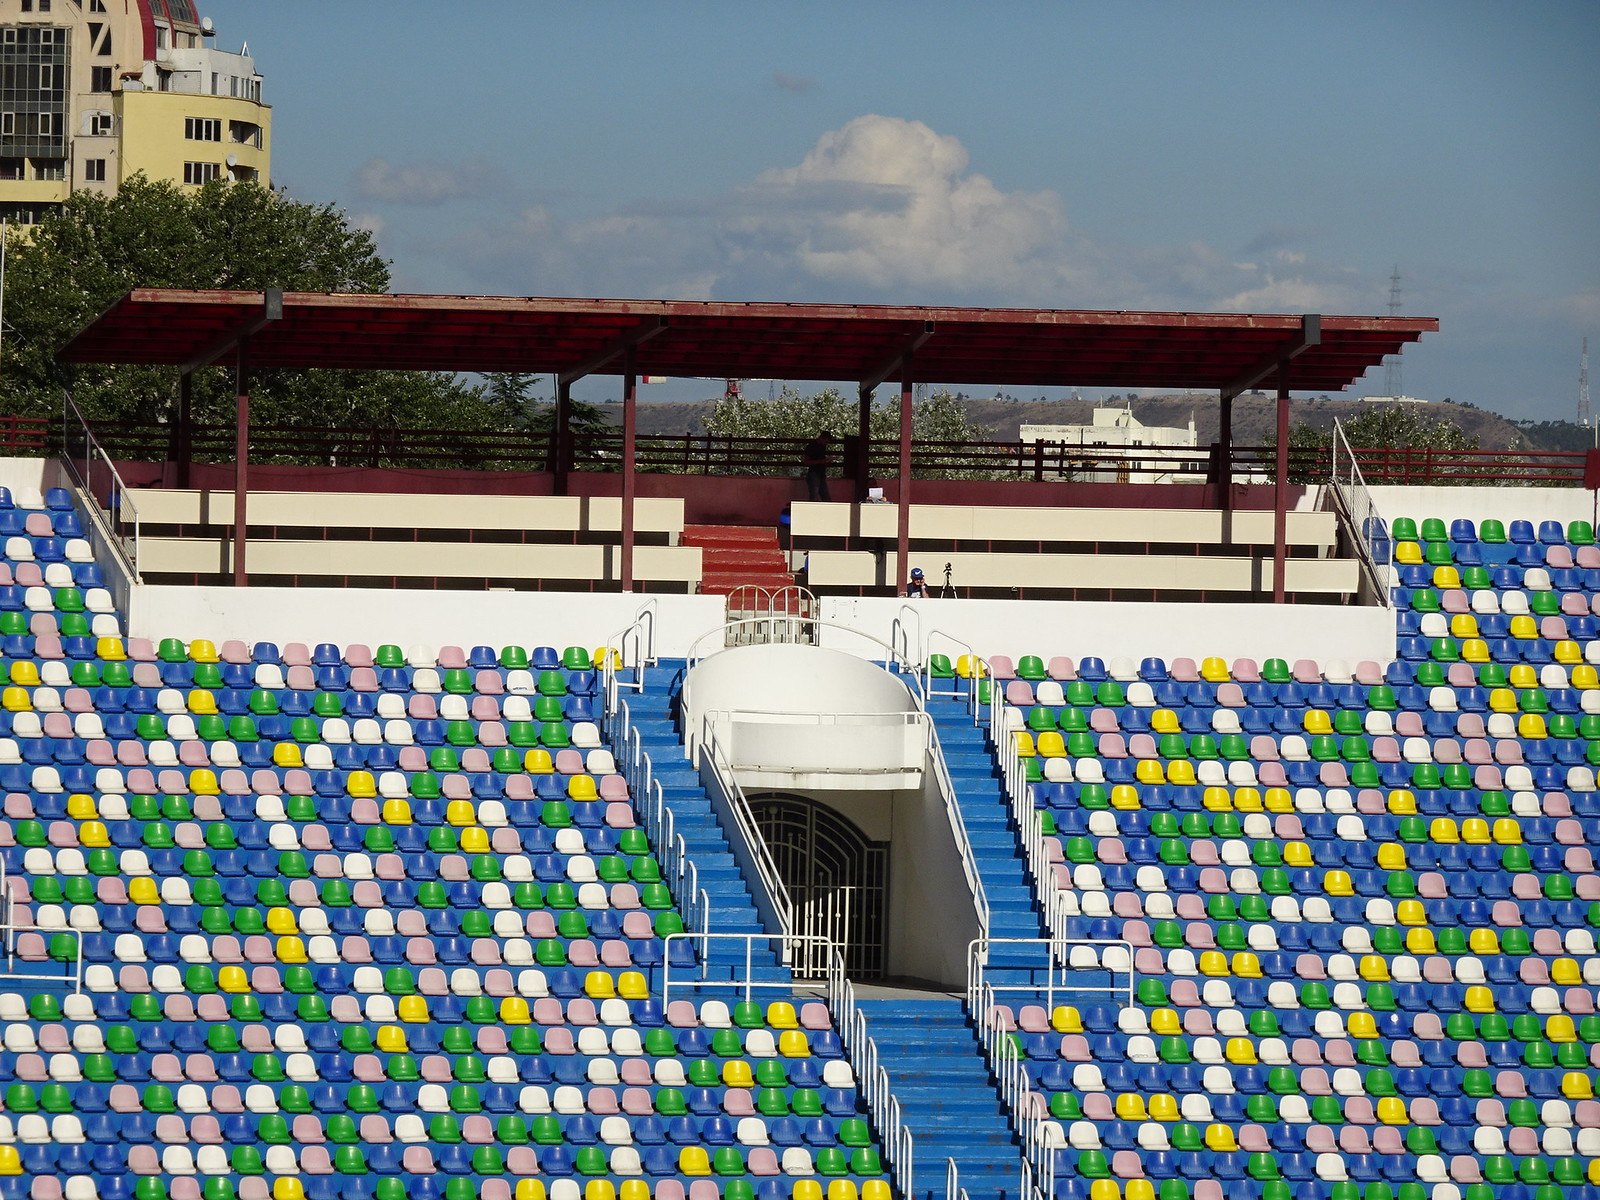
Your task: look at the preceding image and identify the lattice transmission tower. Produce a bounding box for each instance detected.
[1383,266,1403,398]
[1579,337,1591,431]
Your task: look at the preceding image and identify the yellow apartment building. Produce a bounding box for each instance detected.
[0,0,269,224]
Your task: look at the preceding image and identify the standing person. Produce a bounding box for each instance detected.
[904,567,930,598]
[803,431,834,501]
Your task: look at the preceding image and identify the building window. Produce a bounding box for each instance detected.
[0,114,12,138]
[32,158,62,180]
[91,66,111,93]
[185,116,220,142]
[88,112,111,136]
[83,158,105,181]
[183,160,218,185]
[229,120,262,149]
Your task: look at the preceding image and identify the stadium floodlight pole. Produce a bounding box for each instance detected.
[620,348,638,592]
[897,369,913,594]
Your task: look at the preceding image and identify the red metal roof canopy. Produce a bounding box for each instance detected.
[58,290,1436,393]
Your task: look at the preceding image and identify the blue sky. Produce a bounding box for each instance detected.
[204,1,1598,419]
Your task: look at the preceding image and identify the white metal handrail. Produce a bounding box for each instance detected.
[970,936,1137,1012]
[0,923,84,992]
[923,713,991,939]
[601,599,658,711]
[662,931,914,1200]
[683,615,920,681]
[700,721,793,945]
[924,629,982,709]
[1330,417,1394,607]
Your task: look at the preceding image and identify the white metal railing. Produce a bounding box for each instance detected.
[889,604,922,674]
[605,692,709,943]
[1330,418,1394,607]
[969,937,1136,1012]
[662,931,914,1200]
[923,713,991,939]
[58,389,142,620]
[0,923,84,991]
[924,629,982,709]
[699,721,793,948]
[683,615,918,681]
[723,585,818,646]
[601,599,658,711]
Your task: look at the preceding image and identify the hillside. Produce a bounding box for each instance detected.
[600,394,1571,452]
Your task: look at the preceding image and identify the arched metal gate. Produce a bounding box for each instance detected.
[749,795,889,979]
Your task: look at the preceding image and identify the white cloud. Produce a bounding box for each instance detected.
[354,157,505,207]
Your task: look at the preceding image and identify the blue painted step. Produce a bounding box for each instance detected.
[859,996,1025,1200]
[625,680,788,980]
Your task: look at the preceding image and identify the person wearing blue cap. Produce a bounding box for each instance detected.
[904,567,930,598]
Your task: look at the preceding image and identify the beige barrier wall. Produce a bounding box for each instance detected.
[790,502,1337,548]
[127,489,686,537]
[139,537,701,584]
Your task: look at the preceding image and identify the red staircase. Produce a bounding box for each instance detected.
[682,523,794,595]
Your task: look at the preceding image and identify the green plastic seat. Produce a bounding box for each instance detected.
[1095,681,1125,706]
[1015,655,1046,680]
[1260,658,1291,684]
[562,646,592,670]
[928,654,953,679]
[1391,517,1418,541]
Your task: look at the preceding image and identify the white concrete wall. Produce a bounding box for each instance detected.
[1369,485,1597,528]
[818,595,1398,669]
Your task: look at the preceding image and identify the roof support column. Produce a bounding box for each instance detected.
[620,350,637,593]
[1216,391,1232,512]
[553,380,572,496]
[233,341,250,588]
[895,373,913,594]
[171,371,194,489]
[1272,366,1290,604]
[855,384,874,503]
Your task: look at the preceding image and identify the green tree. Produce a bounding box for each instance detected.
[1277,403,1481,483]
[0,175,498,462]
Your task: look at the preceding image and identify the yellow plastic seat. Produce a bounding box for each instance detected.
[0,1147,19,1176]
[1109,785,1141,810]
[767,1002,799,1030]
[272,743,303,769]
[1395,900,1427,927]
[1460,818,1491,845]
[1205,1124,1239,1152]
[1124,1184,1155,1200]
[77,819,109,848]
[524,749,554,774]
[722,1061,755,1088]
[458,827,490,855]
[1552,958,1583,987]
[129,878,160,906]
[1563,1072,1595,1100]
[1115,1094,1148,1121]
[1263,788,1294,813]
[826,1185,859,1200]
[1375,844,1407,871]
[1547,1015,1578,1044]
[955,655,986,680]
[1052,1006,1083,1034]
[346,771,377,799]
[6,663,39,688]
[618,972,650,1001]
[584,972,616,1000]
[585,1182,617,1200]
[375,1026,409,1053]
[189,769,220,796]
[272,1180,304,1200]
[396,995,430,1023]
[1509,614,1539,640]
[1460,638,1490,664]
[1468,929,1500,956]
[275,936,308,964]
[265,908,299,936]
[1200,656,1230,683]
[381,799,413,825]
[1448,613,1480,639]
[1491,818,1523,845]
[218,965,249,994]
[568,774,601,801]
[1147,1094,1179,1122]
[1197,950,1229,977]
[1134,761,1166,786]
[445,800,476,827]
[1233,787,1263,813]
[1225,1037,1258,1065]
[516,1182,549,1200]
[618,1183,649,1200]
[1324,870,1354,897]
[1149,1009,1181,1037]
[66,793,98,820]
[1013,732,1037,758]
[1405,929,1437,955]
[188,638,219,664]
[1302,710,1333,735]
[1517,713,1548,739]
[1507,663,1538,689]
[1036,732,1067,758]
[0,686,30,712]
[1463,986,1496,1014]
[1387,789,1417,815]
[1283,843,1314,868]
[1573,665,1599,690]
[1488,688,1519,714]
[678,1147,712,1177]
[1431,566,1461,590]
[1167,761,1196,786]
[792,1183,824,1200]
[187,689,218,716]
[499,997,531,1025]
[1087,1183,1120,1200]
[860,1183,892,1200]
[777,1031,811,1058]
[1375,1096,1408,1125]
[96,637,126,662]
[1347,1012,1378,1040]
[1232,952,1263,978]
[1151,710,1181,735]
[1429,817,1460,844]
[1394,541,1423,565]
[1202,787,1232,812]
